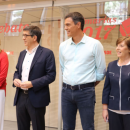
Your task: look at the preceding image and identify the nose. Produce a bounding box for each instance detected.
[116,45,120,50]
[64,25,67,30]
[22,36,25,40]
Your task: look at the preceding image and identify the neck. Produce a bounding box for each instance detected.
[27,42,39,52]
[72,31,84,44]
[118,56,130,65]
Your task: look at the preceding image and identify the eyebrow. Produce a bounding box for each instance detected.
[65,23,70,25]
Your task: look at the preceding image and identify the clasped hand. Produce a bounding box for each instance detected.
[13,79,33,89]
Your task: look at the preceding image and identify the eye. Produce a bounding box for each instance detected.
[23,34,27,37]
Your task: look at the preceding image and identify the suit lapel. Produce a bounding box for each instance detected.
[19,50,27,74]
[30,45,43,71]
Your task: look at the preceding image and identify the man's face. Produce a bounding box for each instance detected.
[22,31,34,47]
[64,17,79,37]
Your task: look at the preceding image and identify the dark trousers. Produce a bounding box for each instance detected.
[108,110,130,130]
[16,90,46,130]
[62,86,95,130]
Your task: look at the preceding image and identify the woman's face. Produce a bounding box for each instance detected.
[116,41,130,58]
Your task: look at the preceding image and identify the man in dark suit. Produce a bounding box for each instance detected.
[13,25,56,130]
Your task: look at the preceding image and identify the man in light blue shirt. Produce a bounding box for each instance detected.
[59,12,106,130]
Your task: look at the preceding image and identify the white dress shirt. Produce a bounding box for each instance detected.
[21,44,39,90]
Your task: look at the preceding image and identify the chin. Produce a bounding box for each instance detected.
[117,54,121,57]
[67,33,72,37]
[117,56,122,58]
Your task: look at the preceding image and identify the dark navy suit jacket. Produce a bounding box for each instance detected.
[102,60,130,110]
[13,45,56,108]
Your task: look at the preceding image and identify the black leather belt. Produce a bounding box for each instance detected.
[20,89,28,94]
[63,82,95,90]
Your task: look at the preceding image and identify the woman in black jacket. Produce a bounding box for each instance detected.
[102,36,130,130]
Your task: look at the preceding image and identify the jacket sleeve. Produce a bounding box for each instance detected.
[0,52,9,88]
[13,52,21,87]
[31,51,56,92]
[102,64,111,104]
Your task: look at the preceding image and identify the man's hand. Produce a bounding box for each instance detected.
[13,79,22,87]
[20,81,33,89]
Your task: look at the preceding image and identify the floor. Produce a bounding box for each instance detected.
[4,121,58,130]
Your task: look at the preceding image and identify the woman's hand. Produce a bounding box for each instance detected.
[102,109,109,122]
[102,104,109,122]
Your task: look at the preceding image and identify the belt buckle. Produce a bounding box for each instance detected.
[70,86,74,90]
[24,90,28,94]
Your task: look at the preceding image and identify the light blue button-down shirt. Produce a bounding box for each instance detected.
[59,34,106,86]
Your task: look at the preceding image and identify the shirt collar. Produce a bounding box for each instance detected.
[70,33,86,45]
[26,44,39,54]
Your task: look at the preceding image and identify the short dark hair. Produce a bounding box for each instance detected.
[65,12,85,31]
[23,26,42,43]
[116,36,130,49]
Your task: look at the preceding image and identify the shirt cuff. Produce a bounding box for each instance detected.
[96,73,105,81]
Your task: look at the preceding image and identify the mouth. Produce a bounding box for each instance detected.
[24,42,27,45]
[117,51,121,55]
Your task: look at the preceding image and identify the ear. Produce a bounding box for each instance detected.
[33,35,37,42]
[76,22,81,29]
